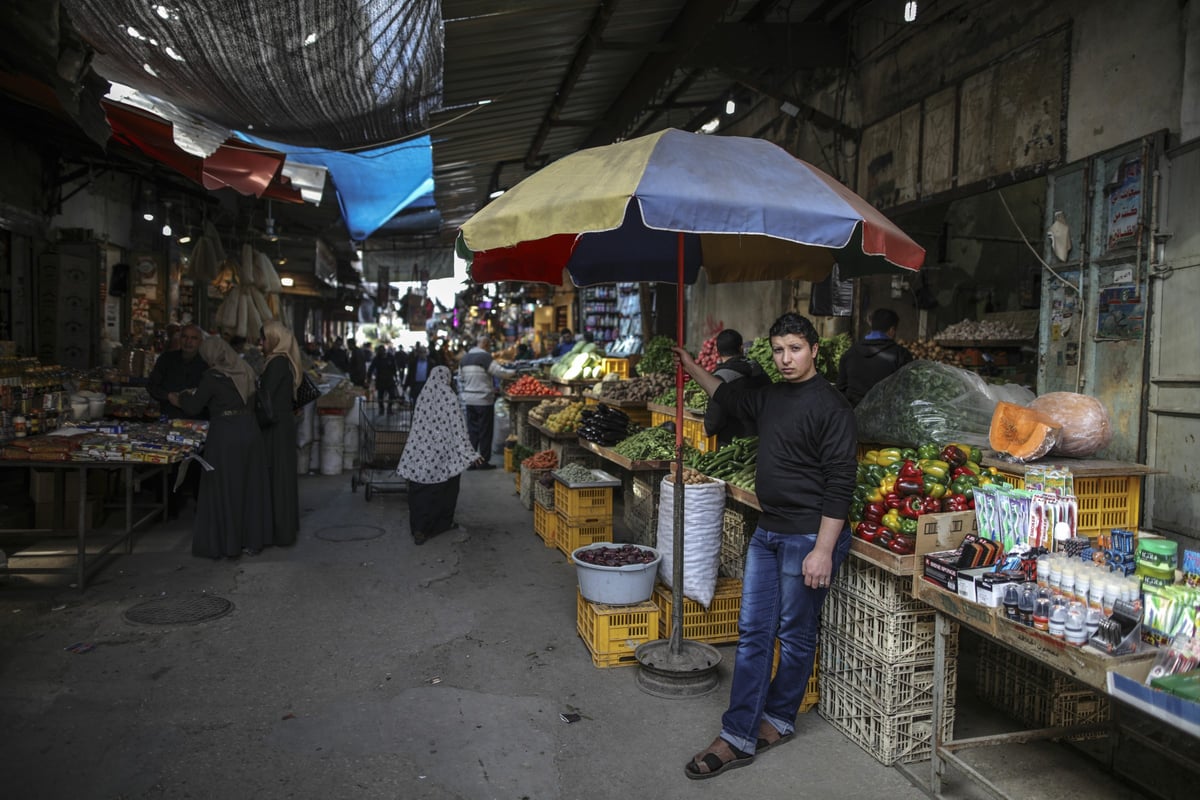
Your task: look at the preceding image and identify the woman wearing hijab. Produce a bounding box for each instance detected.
[171,336,272,559]
[396,365,478,545]
[259,320,302,546]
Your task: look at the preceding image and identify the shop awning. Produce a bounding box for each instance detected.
[104,102,302,202]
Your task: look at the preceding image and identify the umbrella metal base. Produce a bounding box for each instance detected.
[634,639,722,699]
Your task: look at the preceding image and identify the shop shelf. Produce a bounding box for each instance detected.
[575,591,659,669]
[819,674,956,766]
[819,631,958,715]
[554,481,615,524]
[651,578,742,644]
[533,500,557,548]
[555,512,613,559]
[993,471,1141,541]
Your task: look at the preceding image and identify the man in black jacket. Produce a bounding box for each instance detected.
[836,308,913,407]
[702,329,768,447]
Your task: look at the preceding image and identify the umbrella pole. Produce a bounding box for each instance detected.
[671,232,686,657]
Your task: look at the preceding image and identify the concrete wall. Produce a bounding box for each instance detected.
[50,171,136,250]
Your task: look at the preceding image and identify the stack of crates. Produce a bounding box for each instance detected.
[622,471,666,547]
[649,408,718,453]
[819,553,959,765]
[651,577,743,644]
[575,591,660,668]
[992,469,1141,541]
[719,501,760,579]
[532,498,557,548]
[554,477,615,561]
[974,639,1110,738]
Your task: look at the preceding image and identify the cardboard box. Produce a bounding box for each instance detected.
[1107,660,1200,738]
[955,567,1022,607]
[923,548,962,592]
[915,510,978,556]
[29,470,106,503]
[35,496,104,530]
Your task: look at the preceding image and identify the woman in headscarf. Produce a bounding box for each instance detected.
[259,320,302,546]
[171,336,272,559]
[396,365,478,545]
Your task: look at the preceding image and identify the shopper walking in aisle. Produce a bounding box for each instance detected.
[405,343,430,402]
[368,344,401,412]
[672,312,857,779]
[172,337,273,559]
[258,320,302,547]
[348,338,368,387]
[836,307,913,407]
[458,334,516,469]
[396,365,478,545]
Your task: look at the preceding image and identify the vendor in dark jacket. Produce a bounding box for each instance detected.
[147,324,208,419]
[673,312,856,780]
[702,329,768,447]
[836,308,913,407]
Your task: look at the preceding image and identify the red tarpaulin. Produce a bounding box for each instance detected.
[103,102,302,203]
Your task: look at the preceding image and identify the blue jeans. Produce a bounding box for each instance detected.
[720,525,851,754]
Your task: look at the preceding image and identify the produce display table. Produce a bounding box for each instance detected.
[725,483,761,512]
[577,438,671,472]
[547,377,593,397]
[529,422,596,468]
[0,458,174,589]
[579,393,651,426]
[911,576,1159,799]
[646,402,717,452]
[503,393,546,449]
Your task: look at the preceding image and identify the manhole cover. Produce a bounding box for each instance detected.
[123,595,234,626]
[316,524,385,542]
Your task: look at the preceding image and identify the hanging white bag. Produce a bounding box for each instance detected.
[656,475,726,608]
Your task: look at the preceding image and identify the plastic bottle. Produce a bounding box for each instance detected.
[1060,565,1077,603]
[1087,573,1105,612]
[1103,581,1120,616]
[13,414,26,437]
[1002,583,1021,622]
[1033,597,1052,632]
[1049,604,1067,638]
[1018,582,1037,627]
[1085,607,1103,638]
[1064,602,1088,646]
[1037,556,1051,588]
[1075,570,1091,609]
[1048,561,1063,596]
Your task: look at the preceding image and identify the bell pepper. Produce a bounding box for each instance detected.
[950,466,975,480]
[945,493,971,512]
[863,501,886,524]
[899,517,919,536]
[896,477,923,497]
[940,444,967,466]
[863,449,880,465]
[917,442,941,461]
[881,509,903,532]
[875,448,903,467]
[949,477,976,499]
[964,460,982,475]
[969,446,983,464]
[876,525,896,547]
[900,448,918,461]
[855,464,870,484]
[853,483,871,502]
[919,459,950,481]
[886,461,904,475]
[849,500,865,523]
[922,476,947,498]
[888,535,915,555]
[898,459,923,480]
[884,491,904,510]
[921,495,943,514]
[866,464,887,487]
[900,495,924,519]
[865,485,884,503]
[854,521,880,543]
[879,474,897,494]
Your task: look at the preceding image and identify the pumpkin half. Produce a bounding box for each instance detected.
[1028,392,1113,457]
[989,401,1062,462]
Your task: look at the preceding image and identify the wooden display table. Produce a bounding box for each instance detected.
[577,438,671,472]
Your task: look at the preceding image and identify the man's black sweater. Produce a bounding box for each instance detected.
[713,375,856,534]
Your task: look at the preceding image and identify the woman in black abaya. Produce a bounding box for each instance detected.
[173,336,272,559]
[396,366,478,544]
[259,320,301,546]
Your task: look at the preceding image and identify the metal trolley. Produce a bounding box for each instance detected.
[350,397,413,500]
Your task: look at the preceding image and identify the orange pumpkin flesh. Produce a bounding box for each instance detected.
[989,401,1062,461]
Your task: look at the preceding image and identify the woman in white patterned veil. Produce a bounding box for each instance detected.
[396,365,478,544]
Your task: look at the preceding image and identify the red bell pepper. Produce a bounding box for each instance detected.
[921,495,943,514]
[884,491,905,509]
[896,477,923,497]
[898,459,923,480]
[950,465,976,480]
[940,444,967,467]
[863,501,886,524]
[888,535,915,555]
[854,521,880,543]
[945,493,971,512]
[900,495,924,519]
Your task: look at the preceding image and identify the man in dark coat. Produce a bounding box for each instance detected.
[703,329,769,447]
[836,308,913,407]
[146,323,208,515]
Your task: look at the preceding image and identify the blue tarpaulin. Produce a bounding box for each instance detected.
[236,132,435,241]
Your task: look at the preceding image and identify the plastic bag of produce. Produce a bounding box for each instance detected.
[656,476,725,608]
[854,360,997,448]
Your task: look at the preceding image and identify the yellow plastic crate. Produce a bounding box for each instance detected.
[602,357,631,380]
[576,591,659,668]
[624,407,651,428]
[652,578,743,644]
[503,447,516,473]
[514,466,522,495]
[533,500,558,547]
[553,481,614,524]
[994,471,1142,540]
[555,512,613,559]
[650,409,717,453]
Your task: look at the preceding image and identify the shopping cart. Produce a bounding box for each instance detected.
[350,397,413,500]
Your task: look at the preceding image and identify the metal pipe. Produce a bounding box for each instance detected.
[670,231,686,656]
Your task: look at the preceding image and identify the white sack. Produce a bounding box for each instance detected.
[656,475,726,608]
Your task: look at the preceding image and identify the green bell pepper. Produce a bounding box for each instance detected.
[917,442,940,461]
[899,517,918,536]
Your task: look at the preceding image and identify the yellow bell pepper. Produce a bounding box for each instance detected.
[875,448,903,467]
[879,474,897,494]
[864,450,880,466]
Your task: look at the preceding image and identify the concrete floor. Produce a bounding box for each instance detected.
[0,467,1164,799]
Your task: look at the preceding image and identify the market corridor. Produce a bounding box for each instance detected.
[0,468,1150,799]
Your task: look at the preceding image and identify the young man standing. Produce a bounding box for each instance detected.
[836,307,913,407]
[458,334,516,469]
[673,312,857,779]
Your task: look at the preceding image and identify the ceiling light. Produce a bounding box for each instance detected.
[725,99,736,115]
[488,189,505,199]
[178,234,192,244]
[700,117,721,134]
[904,1,918,22]
[161,222,172,237]
[344,304,354,312]
[143,211,155,222]
[280,276,295,286]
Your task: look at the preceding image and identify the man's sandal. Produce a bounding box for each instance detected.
[684,738,754,780]
[755,731,794,753]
